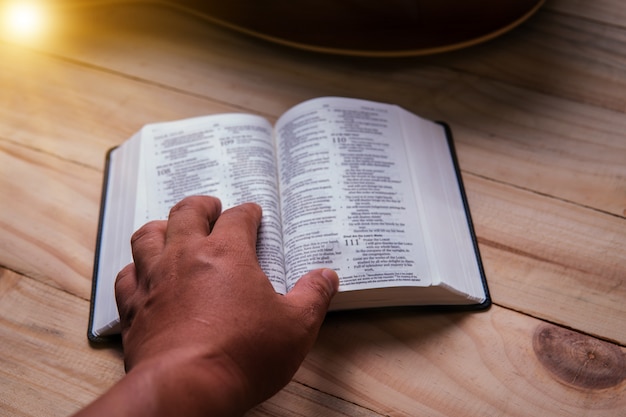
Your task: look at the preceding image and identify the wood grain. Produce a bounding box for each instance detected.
[0,139,100,299]
[2,266,624,417]
[0,0,625,415]
[22,2,626,216]
[0,42,239,169]
[0,268,123,417]
[546,0,626,28]
[467,174,626,344]
[249,381,382,416]
[296,307,626,416]
[533,323,626,390]
[427,7,626,113]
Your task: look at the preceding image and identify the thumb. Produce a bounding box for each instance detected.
[285,268,339,324]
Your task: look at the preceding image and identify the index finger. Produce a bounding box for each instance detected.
[165,196,222,243]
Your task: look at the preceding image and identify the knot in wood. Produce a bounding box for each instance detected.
[532,324,626,390]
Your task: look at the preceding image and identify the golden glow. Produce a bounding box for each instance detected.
[2,1,48,41]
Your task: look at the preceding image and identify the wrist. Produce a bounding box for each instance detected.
[135,347,251,417]
[75,347,253,417]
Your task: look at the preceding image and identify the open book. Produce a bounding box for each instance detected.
[89,96,490,341]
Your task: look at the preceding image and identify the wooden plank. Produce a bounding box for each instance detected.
[467,174,626,344]
[249,382,382,417]
[0,139,100,299]
[298,307,626,416]
[0,268,123,417]
[450,94,626,218]
[2,267,624,417]
[11,2,624,217]
[545,0,626,29]
[37,2,626,115]
[427,7,626,112]
[0,42,239,170]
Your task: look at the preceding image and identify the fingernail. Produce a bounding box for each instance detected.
[321,268,339,295]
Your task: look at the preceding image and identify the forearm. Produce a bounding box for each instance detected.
[74,348,251,417]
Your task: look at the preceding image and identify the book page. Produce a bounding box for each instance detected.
[400,115,486,302]
[92,133,142,337]
[275,97,431,292]
[140,114,286,293]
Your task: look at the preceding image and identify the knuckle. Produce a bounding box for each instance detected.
[168,196,197,215]
[240,202,263,218]
[225,202,262,224]
[115,264,134,290]
[131,220,163,244]
[169,195,221,217]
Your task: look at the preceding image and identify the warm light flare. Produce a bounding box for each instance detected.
[2,1,48,41]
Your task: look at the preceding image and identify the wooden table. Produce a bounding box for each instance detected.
[1,1,625,415]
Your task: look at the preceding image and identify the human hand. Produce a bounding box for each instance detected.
[76,195,338,417]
